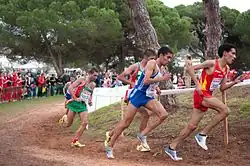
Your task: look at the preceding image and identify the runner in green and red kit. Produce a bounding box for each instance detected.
[65,68,98,147]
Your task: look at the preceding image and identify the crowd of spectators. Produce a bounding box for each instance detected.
[0,69,123,103]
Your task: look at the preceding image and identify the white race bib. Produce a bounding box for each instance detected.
[79,89,91,102]
[209,78,223,91]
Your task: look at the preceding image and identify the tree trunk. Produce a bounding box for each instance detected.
[42,33,64,76]
[57,51,64,75]
[118,44,126,73]
[203,0,222,59]
[127,0,160,52]
[127,0,176,110]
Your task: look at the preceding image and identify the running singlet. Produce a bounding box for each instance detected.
[75,83,92,103]
[199,59,228,95]
[133,64,162,98]
[124,62,142,101]
[129,62,142,89]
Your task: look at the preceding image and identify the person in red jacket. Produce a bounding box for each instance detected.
[37,73,46,97]
[12,72,18,101]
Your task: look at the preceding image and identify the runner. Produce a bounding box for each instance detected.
[165,43,244,161]
[110,49,157,152]
[64,68,98,147]
[58,76,76,124]
[104,46,174,159]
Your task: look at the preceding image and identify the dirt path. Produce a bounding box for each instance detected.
[0,102,180,166]
[0,100,249,166]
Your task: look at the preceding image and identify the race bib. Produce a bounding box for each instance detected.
[209,78,223,91]
[79,89,91,102]
[146,82,159,97]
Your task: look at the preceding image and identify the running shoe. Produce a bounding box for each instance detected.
[195,133,208,150]
[137,133,150,151]
[71,141,85,147]
[164,146,183,161]
[58,114,68,124]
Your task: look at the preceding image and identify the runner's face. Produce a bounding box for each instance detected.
[90,72,98,81]
[225,48,236,65]
[161,53,173,65]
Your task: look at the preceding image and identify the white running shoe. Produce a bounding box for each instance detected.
[195,134,208,150]
[164,146,183,161]
[137,134,151,151]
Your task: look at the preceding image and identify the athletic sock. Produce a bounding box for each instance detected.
[72,137,78,143]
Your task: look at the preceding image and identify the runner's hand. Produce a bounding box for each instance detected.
[66,99,73,105]
[196,84,203,96]
[234,74,245,84]
[156,87,161,95]
[88,100,93,106]
[162,72,171,81]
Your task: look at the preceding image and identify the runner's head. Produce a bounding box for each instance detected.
[88,68,98,81]
[218,43,236,65]
[158,46,174,66]
[143,48,157,62]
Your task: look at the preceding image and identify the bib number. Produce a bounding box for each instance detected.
[79,90,91,102]
[209,78,223,91]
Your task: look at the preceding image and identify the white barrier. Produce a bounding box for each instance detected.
[88,85,129,112]
[161,79,250,95]
[88,79,250,112]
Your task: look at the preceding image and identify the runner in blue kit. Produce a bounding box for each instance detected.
[104,46,174,159]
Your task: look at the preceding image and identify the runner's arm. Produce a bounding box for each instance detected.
[88,82,96,106]
[220,67,243,91]
[143,60,169,85]
[186,60,214,86]
[68,77,85,99]
[63,82,69,95]
[117,64,137,86]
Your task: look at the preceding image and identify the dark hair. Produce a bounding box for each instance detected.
[88,67,98,74]
[218,43,236,58]
[144,48,156,57]
[158,46,173,57]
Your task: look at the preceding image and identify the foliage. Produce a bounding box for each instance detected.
[0,0,250,72]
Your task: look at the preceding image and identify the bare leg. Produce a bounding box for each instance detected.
[74,111,88,140]
[170,108,205,149]
[140,99,168,136]
[138,107,150,133]
[200,97,229,135]
[66,110,76,127]
[109,103,138,148]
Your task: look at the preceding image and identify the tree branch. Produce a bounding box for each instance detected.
[188,45,205,60]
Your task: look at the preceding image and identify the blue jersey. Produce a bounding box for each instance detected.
[131,64,162,98]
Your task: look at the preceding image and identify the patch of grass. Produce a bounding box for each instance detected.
[72,103,122,137]
[0,95,64,115]
[72,102,142,138]
[71,90,250,139]
[239,102,250,117]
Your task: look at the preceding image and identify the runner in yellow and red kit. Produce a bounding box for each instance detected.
[165,43,245,161]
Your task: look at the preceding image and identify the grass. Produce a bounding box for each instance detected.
[71,86,250,139]
[240,101,250,117]
[71,102,125,138]
[0,95,64,115]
